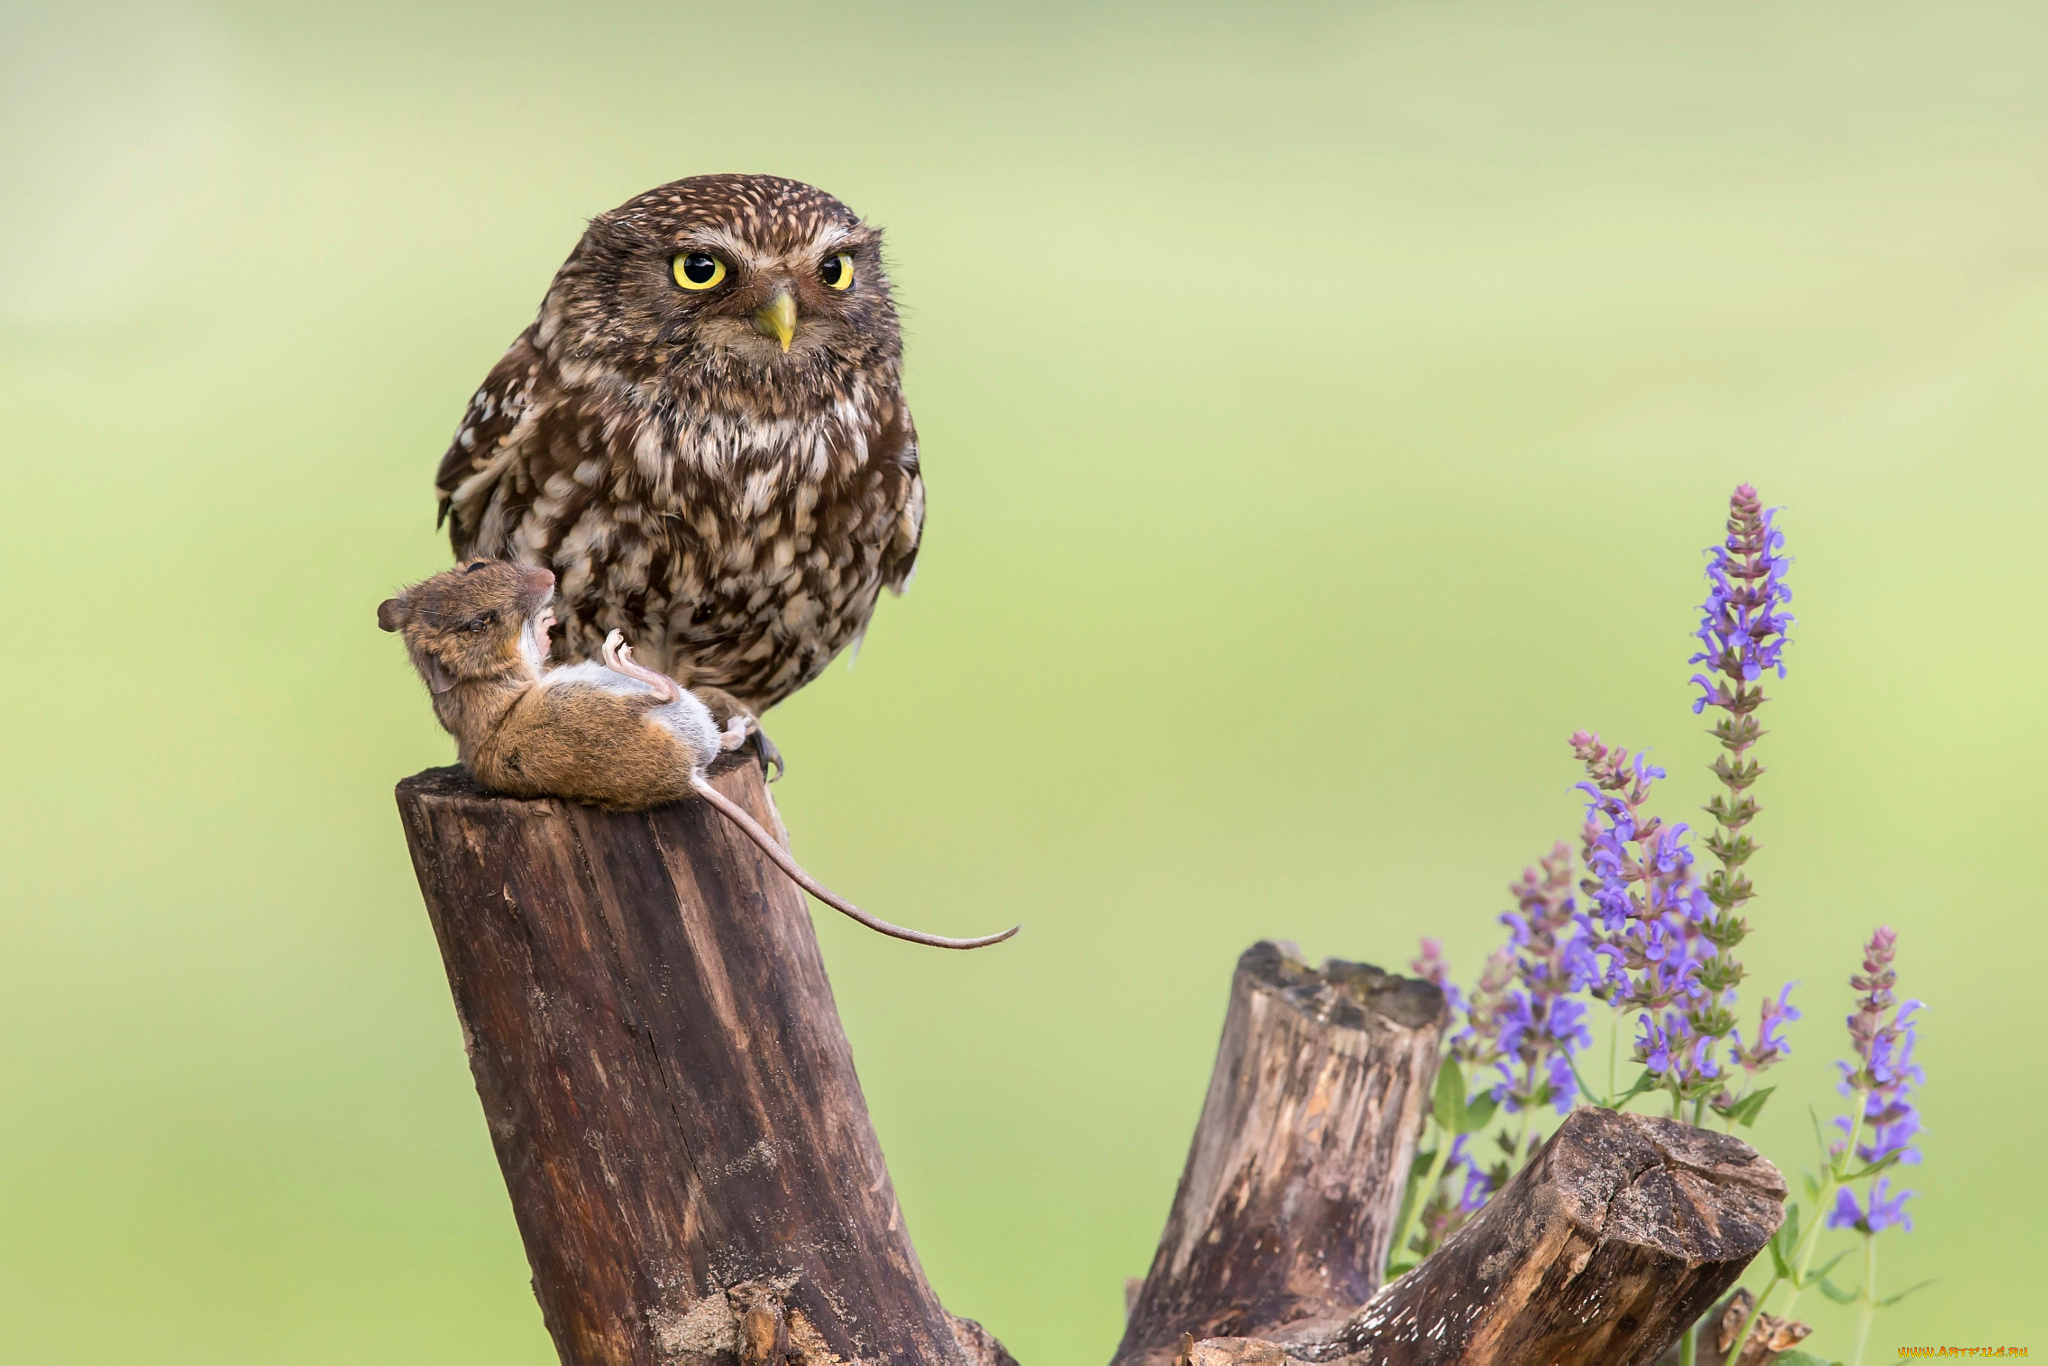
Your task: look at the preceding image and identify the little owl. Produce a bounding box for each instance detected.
[434,174,924,759]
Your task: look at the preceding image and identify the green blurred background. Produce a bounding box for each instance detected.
[2,0,2041,1360]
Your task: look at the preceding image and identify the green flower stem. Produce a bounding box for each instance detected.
[1390,1125,1450,1275]
[1722,1092,1867,1366]
[1852,1232,1877,1366]
[1782,1095,1867,1322]
[1608,1020,1619,1102]
[1726,1267,1785,1366]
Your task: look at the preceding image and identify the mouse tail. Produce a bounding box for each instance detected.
[689,776,1019,951]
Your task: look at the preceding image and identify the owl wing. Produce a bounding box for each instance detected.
[434,326,552,556]
[877,399,925,594]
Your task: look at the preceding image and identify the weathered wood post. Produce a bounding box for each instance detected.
[395,756,1008,1366]
[1117,949,1789,1366]
[1114,944,1449,1366]
[396,753,1785,1366]
[1307,1107,1789,1365]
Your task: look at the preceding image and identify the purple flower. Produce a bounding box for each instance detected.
[1569,730,1737,1099]
[1827,1177,1915,1234]
[1684,486,1798,1118]
[1835,978,1927,1168]
[1690,484,1793,710]
[1444,1134,1497,1213]
[1729,982,1801,1075]
[1482,846,1598,1115]
[1411,938,1467,1016]
[1634,1010,1721,1086]
[1425,845,1599,1132]
[1827,928,1925,1243]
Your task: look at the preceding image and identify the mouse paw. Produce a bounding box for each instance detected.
[600,630,680,702]
[687,687,781,778]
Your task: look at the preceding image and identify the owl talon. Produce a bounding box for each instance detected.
[753,728,785,782]
[720,716,752,752]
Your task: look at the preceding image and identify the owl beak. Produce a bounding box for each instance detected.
[753,290,798,353]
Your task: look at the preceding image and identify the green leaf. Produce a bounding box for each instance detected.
[1768,1203,1801,1278]
[1772,1352,1843,1366]
[1801,1171,1822,1203]
[1390,1145,1439,1252]
[1818,1276,1858,1305]
[1808,1105,1833,1162]
[1558,1046,1608,1106]
[1844,1152,1902,1183]
[1767,1237,1793,1280]
[1614,1069,1660,1106]
[1433,1058,1467,1130]
[1723,1085,1775,1128]
[1456,1093,1500,1135]
[1803,1247,1853,1289]
[1876,1279,1936,1308]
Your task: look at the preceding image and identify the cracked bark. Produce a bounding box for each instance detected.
[1114,944,1451,1366]
[399,755,1781,1366]
[396,761,1005,1366]
[1116,961,1787,1366]
[1294,1107,1788,1366]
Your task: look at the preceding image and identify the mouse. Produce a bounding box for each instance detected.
[378,559,1017,951]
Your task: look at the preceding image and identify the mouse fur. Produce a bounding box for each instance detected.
[378,559,744,810]
[378,559,1018,950]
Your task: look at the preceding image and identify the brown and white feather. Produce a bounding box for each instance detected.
[434,174,925,714]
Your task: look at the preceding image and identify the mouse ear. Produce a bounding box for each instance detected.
[376,597,408,632]
[424,656,456,694]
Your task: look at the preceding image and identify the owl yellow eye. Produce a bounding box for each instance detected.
[820,253,854,291]
[672,252,726,291]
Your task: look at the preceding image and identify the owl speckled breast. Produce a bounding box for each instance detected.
[436,174,925,718]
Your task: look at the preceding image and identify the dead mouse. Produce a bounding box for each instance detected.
[378,559,1017,951]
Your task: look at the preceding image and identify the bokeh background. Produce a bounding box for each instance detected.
[3,0,2042,1360]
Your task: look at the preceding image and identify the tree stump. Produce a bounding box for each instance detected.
[1115,944,1451,1365]
[395,757,987,1366]
[394,749,1785,1366]
[1302,1107,1788,1366]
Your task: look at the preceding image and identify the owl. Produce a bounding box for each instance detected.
[434,174,924,757]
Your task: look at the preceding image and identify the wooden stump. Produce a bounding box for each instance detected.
[395,759,980,1366]
[1305,1107,1787,1366]
[393,753,1786,1366]
[1114,943,1451,1365]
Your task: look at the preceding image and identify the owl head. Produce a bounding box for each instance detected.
[537,174,901,395]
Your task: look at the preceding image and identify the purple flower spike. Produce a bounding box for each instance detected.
[1730,982,1801,1075]
[1569,729,1741,1100]
[1465,845,1599,1117]
[1411,938,1467,1016]
[1828,927,1925,1245]
[1691,485,1793,701]
[1834,928,1927,1171]
[1685,487,1799,1121]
